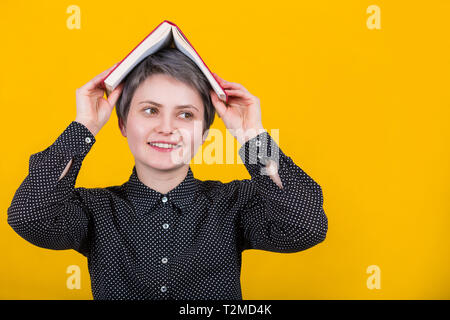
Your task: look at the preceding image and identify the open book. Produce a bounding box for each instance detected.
[102,20,228,103]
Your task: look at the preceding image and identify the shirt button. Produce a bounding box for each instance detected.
[255,140,262,147]
[161,196,168,203]
[161,286,167,292]
[161,257,168,264]
[85,137,92,144]
[162,223,169,230]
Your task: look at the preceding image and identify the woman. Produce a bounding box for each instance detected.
[7,48,328,300]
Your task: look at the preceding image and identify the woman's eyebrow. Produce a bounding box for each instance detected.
[139,100,199,112]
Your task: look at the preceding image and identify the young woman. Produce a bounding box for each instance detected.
[8,48,328,300]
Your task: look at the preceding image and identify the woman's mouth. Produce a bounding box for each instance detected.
[147,142,181,152]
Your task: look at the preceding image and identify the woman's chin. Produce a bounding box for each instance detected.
[140,158,186,171]
[152,148,192,165]
[136,146,192,169]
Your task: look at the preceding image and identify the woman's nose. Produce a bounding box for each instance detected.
[156,115,176,134]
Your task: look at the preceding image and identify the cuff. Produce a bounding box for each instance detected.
[238,131,282,179]
[51,121,97,158]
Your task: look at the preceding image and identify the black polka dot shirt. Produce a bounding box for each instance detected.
[7,121,328,300]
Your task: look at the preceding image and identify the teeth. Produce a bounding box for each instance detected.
[149,142,179,149]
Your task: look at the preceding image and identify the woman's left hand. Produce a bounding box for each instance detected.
[210,73,266,145]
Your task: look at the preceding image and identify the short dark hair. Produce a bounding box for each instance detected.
[116,48,216,134]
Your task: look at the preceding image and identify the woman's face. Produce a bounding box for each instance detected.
[119,73,206,171]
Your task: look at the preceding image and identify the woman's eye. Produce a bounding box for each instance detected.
[180,112,193,119]
[144,107,157,115]
[143,108,192,119]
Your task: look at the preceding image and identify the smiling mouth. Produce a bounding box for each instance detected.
[147,142,181,150]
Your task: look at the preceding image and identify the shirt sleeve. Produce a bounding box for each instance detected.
[237,131,328,253]
[7,121,97,257]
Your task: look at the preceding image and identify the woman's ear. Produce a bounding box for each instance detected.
[118,118,127,137]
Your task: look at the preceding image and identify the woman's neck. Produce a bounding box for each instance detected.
[135,163,189,195]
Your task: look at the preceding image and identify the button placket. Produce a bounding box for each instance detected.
[159,195,171,298]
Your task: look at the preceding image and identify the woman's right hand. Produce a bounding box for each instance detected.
[75,63,124,136]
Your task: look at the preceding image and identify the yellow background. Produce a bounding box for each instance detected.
[1,0,449,299]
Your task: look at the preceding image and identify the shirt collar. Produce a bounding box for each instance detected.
[125,165,200,215]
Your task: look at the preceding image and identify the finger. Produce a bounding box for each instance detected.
[216,78,247,91]
[84,63,119,91]
[212,73,230,86]
[213,73,249,92]
[224,88,251,99]
[212,72,225,81]
[103,62,119,75]
[210,89,227,118]
[107,83,124,107]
